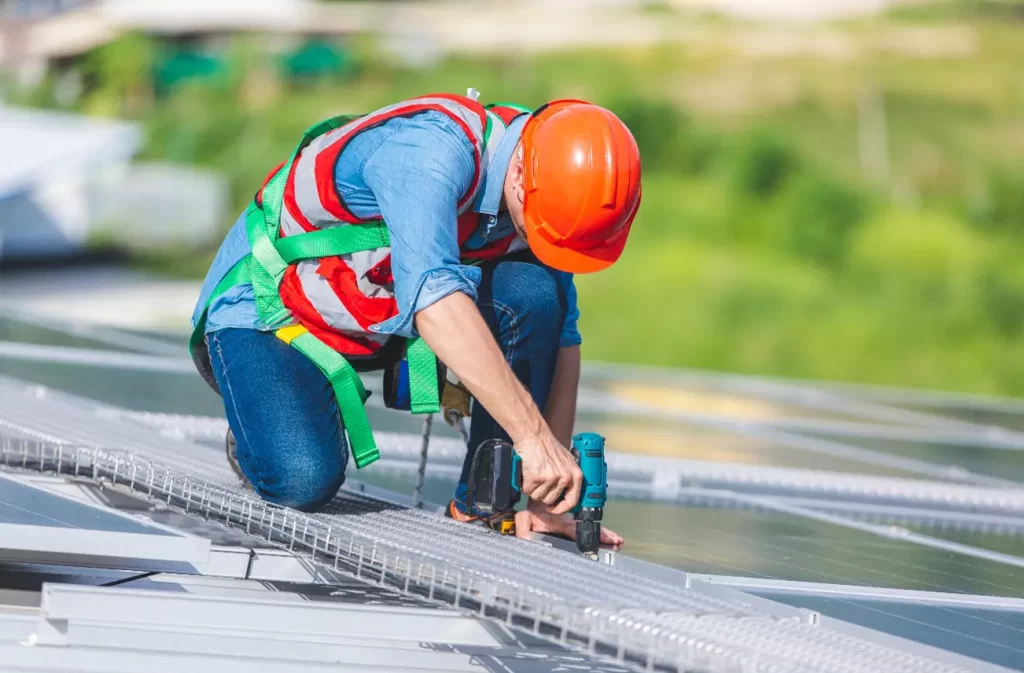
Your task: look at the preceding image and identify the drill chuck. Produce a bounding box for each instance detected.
[574,508,603,556]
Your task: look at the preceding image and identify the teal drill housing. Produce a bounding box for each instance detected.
[570,432,607,514]
[570,432,607,556]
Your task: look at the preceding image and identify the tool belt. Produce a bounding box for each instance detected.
[189,114,443,470]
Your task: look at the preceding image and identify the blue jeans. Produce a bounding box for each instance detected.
[207,254,568,512]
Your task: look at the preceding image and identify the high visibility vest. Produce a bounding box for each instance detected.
[274,94,530,358]
[190,93,532,470]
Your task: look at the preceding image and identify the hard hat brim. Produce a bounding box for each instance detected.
[524,214,631,274]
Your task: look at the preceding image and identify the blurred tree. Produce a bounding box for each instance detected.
[153,39,230,99]
[730,130,798,198]
[848,207,988,304]
[782,176,873,270]
[611,96,721,175]
[610,97,687,171]
[981,262,1024,337]
[968,167,1024,236]
[280,38,355,84]
[81,32,155,117]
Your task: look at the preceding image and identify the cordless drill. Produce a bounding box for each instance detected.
[568,432,607,558]
[467,432,608,558]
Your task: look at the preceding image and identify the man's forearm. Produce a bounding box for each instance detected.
[414,292,545,444]
[544,346,580,447]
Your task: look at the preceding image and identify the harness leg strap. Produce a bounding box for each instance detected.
[406,336,442,415]
[278,326,380,469]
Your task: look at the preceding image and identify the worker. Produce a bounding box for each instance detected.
[190,92,640,550]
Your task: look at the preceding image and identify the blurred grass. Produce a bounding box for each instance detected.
[20,7,1024,395]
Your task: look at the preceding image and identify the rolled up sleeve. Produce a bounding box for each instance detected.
[361,118,481,339]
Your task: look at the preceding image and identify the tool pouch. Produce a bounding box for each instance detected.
[441,378,473,426]
[382,350,446,411]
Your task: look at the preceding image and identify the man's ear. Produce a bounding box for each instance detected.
[511,145,526,204]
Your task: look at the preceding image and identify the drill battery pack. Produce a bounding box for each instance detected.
[465,439,522,519]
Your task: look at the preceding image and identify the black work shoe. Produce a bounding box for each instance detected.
[445,500,516,535]
[225,428,252,489]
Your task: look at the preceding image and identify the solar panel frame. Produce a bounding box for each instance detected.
[0,472,210,570]
[752,593,1024,672]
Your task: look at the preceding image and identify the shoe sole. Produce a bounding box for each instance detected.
[445,501,516,534]
[225,428,253,489]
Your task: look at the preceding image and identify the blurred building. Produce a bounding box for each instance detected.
[0,0,355,93]
[0,105,227,263]
[0,0,932,81]
[0,106,138,261]
[0,1,351,265]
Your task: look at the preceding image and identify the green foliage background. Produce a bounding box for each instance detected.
[20,4,1024,395]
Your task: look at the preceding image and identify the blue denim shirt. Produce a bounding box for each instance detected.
[192,110,581,348]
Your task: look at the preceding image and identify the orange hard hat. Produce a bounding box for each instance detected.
[520,99,642,274]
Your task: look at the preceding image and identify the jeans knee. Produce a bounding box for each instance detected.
[252,453,346,512]
[501,263,566,328]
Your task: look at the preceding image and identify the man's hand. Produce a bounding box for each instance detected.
[415,293,583,511]
[515,430,582,515]
[515,499,624,549]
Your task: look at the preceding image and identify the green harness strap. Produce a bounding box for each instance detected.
[190,102,511,469]
[285,329,377,466]
[247,115,361,329]
[189,207,404,469]
[274,222,389,263]
[188,253,251,355]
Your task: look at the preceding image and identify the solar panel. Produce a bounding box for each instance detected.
[5,580,630,673]
[107,326,190,350]
[890,403,1024,434]
[0,359,224,416]
[354,452,1024,607]
[0,473,173,536]
[0,317,128,353]
[0,320,1021,672]
[905,526,1024,559]
[578,370,888,424]
[602,500,1024,598]
[352,471,456,509]
[578,413,929,478]
[0,353,462,437]
[0,472,210,570]
[807,434,1024,484]
[750,593,1024,671]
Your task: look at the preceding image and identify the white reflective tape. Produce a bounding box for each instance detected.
[344,248,394,299]
[291,149,340,229]
[481,110,506,180]
[278,201,307,238]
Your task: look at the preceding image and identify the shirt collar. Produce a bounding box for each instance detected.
[473,113,529,219]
